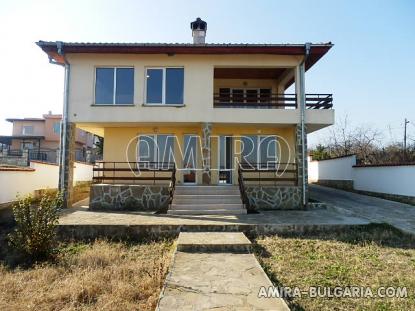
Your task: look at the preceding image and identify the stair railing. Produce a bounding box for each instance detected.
[238,164,252,212]
[168,164,176,208]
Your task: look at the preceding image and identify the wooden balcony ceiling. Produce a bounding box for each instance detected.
[214,68,287,79]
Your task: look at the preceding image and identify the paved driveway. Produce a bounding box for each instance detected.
[310,184,415,235]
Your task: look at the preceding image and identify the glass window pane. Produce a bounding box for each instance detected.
[95,68,114,104]
[115,68,134,105]
[138,135,155,163]
[184,135,197,169]
[166,68,184,105]
[241,135,257,167]
[53,122,60,134]
[259,136,277,167]
[146,69,163,103]
[157,135,174,167]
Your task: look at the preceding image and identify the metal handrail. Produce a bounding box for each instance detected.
[213,93,333,109]
[168,165,176,208]
[92,161,175,184]
[237,165,252,212]
[239,162,298,186]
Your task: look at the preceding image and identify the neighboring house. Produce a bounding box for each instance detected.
[37,18,334,210]
[0,112,95,164]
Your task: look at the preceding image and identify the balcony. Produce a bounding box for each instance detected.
[213,93,333,109]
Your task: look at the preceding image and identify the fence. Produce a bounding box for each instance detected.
[0,161,93,204]
[308,155,415,201]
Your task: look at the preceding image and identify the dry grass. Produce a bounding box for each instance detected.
[254,224,415,311]
[0,239,174,311]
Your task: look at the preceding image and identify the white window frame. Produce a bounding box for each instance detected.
[144,67,184,105]
[94,66,134,105]
[22,126,34,135]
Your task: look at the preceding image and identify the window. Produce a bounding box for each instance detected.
[241,135,277,169]
[95,67,134,105]
[145,68,184,105]
[138,135,175,168]
[22,126,34,135]
[53,122,60,134]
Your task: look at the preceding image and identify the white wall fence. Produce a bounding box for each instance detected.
[0,161,93,204]
[308,155,415,197]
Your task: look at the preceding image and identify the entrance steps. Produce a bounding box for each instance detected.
[168,186,246,215]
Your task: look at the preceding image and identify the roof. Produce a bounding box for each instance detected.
[6,118,45,123]
[36,41,333,70]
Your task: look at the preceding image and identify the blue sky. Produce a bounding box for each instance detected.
[0,0,414,146]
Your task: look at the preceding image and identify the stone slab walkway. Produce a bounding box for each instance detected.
[157,232,289,310]
[310,185,415,235]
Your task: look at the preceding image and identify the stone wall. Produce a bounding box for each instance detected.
[245,186,303,210]
[316,179,354,191]
[89,184,170,211]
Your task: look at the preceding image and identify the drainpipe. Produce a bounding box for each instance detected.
[299,43,311,207]
[49,41,70,196]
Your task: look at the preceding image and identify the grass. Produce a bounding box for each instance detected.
[0,233,174,311]
[254,224,415,311]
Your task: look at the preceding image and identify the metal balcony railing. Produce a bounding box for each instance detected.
[213,93,333,109]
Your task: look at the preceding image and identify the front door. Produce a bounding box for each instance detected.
[218,136,233,184]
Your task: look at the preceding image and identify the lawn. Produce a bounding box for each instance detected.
[254,224,415,311]
[0,231,174,311]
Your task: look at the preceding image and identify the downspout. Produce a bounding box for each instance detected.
[49,41,70,194]
[300,42,311,207]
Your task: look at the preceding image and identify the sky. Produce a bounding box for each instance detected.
[0,0,414,146]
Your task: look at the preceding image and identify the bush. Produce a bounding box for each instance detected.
[8,192,63,260]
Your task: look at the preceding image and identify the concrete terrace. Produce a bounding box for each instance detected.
[58,198,370,239]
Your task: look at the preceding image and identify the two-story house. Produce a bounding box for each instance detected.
[0,112,95,164]
[37,18,334,211]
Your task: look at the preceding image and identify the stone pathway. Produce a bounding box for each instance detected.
[157,232,289,310]
[310,185,415,235]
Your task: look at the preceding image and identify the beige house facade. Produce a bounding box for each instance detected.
[37,20,334,210]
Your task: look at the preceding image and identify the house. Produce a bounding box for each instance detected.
[0,112,95,164]
[37,18,334,211]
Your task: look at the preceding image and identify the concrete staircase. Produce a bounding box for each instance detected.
[168,185,246,215]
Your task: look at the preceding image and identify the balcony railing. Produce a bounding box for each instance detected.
[213,93,333,109]
[92,161,176,184]
[238,162,298,186]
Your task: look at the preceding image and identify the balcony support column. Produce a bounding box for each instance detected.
[201,122,212,185]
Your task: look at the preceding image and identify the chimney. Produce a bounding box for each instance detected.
[190,17,207,44]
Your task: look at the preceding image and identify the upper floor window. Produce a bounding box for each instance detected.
[95,67,134,105]
[53,122,60,134]
[22,126,34,135]
[145,68,184,105]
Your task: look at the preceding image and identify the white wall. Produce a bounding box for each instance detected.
[0,161,93,204]
[308,156,415,197]
[309,155,356,181]
[353,165,415,197]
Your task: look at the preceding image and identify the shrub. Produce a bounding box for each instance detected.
[8,192,63,260]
